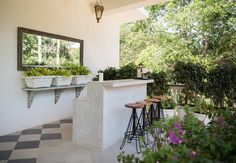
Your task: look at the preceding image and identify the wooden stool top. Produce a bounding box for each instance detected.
[136,101,153,105]
[152,95,168,100]
[125,103,145,109]
[145,98,161,103]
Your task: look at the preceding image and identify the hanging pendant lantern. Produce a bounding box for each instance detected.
[94,0,104,23]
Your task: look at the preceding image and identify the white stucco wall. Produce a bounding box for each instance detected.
[0,0,128,136]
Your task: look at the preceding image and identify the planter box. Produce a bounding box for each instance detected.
[194,113,211,125]
[176,105,186,120]
[163,109,176,118]
[52,76,72,87]
[71,75,91,85]
[24,76,54,88]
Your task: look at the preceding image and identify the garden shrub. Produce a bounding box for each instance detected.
[118,108,236,163]
[207,63,236,107]
[173,62,207,104]
[147,71,169,96]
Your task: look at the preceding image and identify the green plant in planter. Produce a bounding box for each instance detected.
[97,63,138,81]
[77,66,91,75]
[173,61,207,105]
[161,97,176,109]
[98,67,119,80]
[192,100,211,114]
[52,69,72,77]
[24,68,52,76]
[66,64,91,75]
[118,63,138,79]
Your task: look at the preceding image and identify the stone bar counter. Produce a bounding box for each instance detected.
[73,79,154,150]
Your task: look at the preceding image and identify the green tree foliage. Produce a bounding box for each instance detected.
[207,63,236,107]
[173,62,207,104]
[23,33,38,64]
[147,71,169,96]
[120,0,236,71]
[22,34,81,66]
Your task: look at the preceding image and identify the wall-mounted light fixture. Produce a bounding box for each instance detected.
[94,0,104,23]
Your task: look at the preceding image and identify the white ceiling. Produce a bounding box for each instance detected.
[87,0,168,15]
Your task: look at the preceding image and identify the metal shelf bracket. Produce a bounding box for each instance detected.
[27,91,37,109]
[23,84,86,109]
[75,86,85,98]
[54,89,64,104]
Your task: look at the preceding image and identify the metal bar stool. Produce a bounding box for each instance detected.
[152,95,168,118]
[144,98,161,124]
[120,103,145,153]
[136,101,153,146]
[135,101,153,132]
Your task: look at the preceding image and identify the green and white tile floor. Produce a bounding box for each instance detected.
[0,118,137,163]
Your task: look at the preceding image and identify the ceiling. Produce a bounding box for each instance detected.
[87,0,168,15]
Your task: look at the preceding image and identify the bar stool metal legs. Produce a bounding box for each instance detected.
[138,105,151,147]
[120,108,142,153]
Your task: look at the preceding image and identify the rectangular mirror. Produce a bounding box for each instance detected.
[17,27,84,70]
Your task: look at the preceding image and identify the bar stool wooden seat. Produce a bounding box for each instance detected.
[152,95,168,100]
[125,103,145,109]
[145,98,161,103]
[136,101,153,105]
[120,103,144,153]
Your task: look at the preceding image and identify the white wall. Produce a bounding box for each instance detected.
[0,0,126,136]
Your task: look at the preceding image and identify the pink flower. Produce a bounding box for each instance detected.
[216,116,224,127]
[167,122,185,144]
[173,122,184,134]
[190,150,197,159]
[168,129,183,144]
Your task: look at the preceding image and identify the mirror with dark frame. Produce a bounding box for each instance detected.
[17,27,84,70]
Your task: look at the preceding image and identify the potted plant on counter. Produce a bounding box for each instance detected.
[68,64,92,85]
[161,97,177,118]
[51,69,72,86]
[24,68,54,88]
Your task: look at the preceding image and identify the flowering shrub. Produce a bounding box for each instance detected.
[118,108,236,163]
[167,122,184,145]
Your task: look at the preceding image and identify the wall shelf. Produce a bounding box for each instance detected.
[22,84,86,108]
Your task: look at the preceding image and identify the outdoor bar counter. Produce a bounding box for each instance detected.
[73,79,154,150]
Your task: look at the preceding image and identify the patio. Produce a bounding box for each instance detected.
[0,0,235,162]
[0,117,138,163]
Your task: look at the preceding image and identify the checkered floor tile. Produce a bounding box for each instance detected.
[0,117,72,163]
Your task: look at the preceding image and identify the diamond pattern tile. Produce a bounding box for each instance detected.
[22,129,42,135]
[0,117,72,162]
[0,136,19,142]
[0,150,12,160]
[40,133,62,140]
[42,124,60,129]
[15,141,40,150]
[8,158,36,163]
